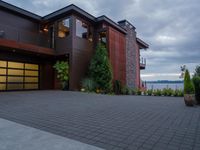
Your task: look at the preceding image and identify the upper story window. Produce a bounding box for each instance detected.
[58,18,70,38]
[99,31,107,44]
[76,19,93,41]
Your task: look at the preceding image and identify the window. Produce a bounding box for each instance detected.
[58,18,70,38]
[99,31,107,44]
[76,19,88,39]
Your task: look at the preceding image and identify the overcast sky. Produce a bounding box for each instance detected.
[3,0,200,81]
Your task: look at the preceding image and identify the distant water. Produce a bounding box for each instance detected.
[146,83,183,90]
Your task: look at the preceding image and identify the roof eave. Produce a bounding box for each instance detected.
[136,38,149,49]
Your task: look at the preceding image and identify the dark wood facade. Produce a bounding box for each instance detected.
[0,1,148,91]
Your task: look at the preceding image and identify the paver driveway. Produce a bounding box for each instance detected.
[0,91,200,150]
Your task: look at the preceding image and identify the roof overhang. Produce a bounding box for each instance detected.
[0,0,41,21]
[136,38,149,49]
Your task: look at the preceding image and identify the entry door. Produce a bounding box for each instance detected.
[0,61,39,91]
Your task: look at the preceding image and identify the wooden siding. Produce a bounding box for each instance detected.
[108,27,126,86]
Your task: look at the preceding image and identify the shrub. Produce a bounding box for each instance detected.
[81,78,96,92]
[136,89,141,95]
[193,76,200,104]
[121,86,132,95]
[156,89,162,96]
[89,43,113,93]
[184,69,195,94]
[162,88,168,96]
[147,89,153,96]
[53,61,69,90]
[113,80,122,95]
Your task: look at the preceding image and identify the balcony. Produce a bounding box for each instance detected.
[140,57,146,70]
[0,24,50,48]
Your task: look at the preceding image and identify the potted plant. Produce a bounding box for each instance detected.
[53,61,69,90]
[184,69,195,106]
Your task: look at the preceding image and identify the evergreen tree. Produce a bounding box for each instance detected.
[184,69,195,94]
[89,43,113,93]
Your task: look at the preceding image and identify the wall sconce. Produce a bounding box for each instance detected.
[43,26,48,32]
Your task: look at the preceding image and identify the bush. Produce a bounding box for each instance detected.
[174,89,184,97]
[136,89,142,95]
[81,78,96,92]
[53,61,69,90]
[184,69,195,94]
[147,89,153,96]
[155,89,162,96]
[121,86,132,95]
[193,76,200,103]
[89,43,113,93]
[113,80,122,95]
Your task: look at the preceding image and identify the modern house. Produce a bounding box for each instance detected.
[0,1,148,91]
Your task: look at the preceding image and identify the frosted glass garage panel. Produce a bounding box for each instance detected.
[8,62,24,69]
[0,84,6,90]
[7,84,23,90]
[25,64,39,70]
[0,61,7,67]
[8,76,23,83]
[8,69,24,76]
[24,77,38,83]
[0,76,6,82]
[25,70,38,76]
[0,69,6,75]
[24,84,38,89]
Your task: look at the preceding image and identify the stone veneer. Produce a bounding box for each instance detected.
[118,20,138,88]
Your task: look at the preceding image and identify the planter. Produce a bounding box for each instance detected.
[184,94,195,106]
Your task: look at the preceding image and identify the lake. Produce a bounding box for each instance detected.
[146,83,183,90]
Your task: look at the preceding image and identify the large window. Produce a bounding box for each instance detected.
[0,61,39,91]
[99,31,107,45]
[76,19,92,41]
[58,18,70,38]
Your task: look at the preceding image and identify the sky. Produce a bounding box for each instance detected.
[3,0,200,81]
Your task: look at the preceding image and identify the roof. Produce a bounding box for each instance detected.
[0,1,126,33]
[136,38,149,49]
[0,0,41,21]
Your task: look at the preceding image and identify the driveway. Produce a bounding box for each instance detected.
[0,91,200,150]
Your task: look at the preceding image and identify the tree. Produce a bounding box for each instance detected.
[184,69,195,94]
[89,43,113,93]
[180,65,186,79]
[194,65,200,77]
[53,61,69,90]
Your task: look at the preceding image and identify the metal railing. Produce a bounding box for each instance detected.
[140,57,146,66]
[0,24,50,48]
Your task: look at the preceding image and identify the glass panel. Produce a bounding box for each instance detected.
[7,84,23,90]
[8,62,24,69]
[0,69,6,75]
[99,31,107,44]
[76,19,88,39]
[24,84,38,89]
[0,61,7,67]
[7,76,23,83]
[25,70,38,76]
[24,77,38,83]
[25,64,39,70]
[58,18,70,38]
[0,76,6,82]
[8,69,24,76]
[0,84,6,90]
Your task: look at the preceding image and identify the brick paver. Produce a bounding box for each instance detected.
[0,91,200,150]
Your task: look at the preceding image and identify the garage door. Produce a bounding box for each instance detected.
[0,61,39,91]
